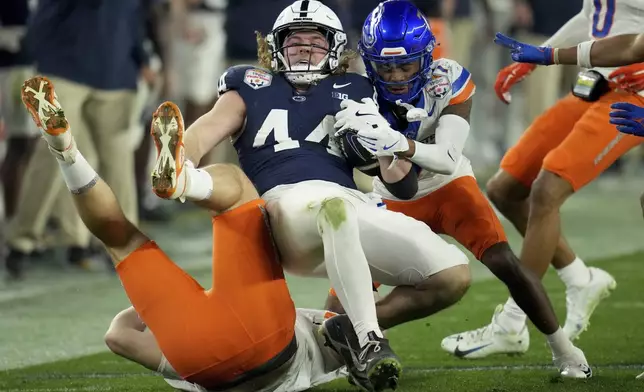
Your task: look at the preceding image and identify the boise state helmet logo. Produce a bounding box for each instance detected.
[362,4,384,48]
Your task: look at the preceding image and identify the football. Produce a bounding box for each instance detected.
[338,130,380,176]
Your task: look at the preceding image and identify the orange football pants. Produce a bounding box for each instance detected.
[501,91,644,190]
[385,176,507,261]
[328,176,506,299]
[115,200,295,388]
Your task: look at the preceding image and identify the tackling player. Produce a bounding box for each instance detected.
[328,0,591,378]
[149,1,475,390]
[20,77,362,392]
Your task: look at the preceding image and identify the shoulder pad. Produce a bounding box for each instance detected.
[218,65,275,96]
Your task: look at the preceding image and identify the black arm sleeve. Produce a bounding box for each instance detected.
[378,167,419,200]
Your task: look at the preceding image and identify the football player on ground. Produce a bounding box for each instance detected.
[149,1,476,390]
[326,0,592,378]
[20,78,362,392]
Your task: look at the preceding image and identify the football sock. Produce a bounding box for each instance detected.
[557,257,591,288]
[56,148,99,194]
[496,297,527,333]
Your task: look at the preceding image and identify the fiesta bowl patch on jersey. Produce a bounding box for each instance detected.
[244,69,273,90]
[426,74,451,99]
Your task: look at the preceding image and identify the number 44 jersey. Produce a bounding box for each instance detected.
[217,65,375,195]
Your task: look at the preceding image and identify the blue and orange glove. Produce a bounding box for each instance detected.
[609,102,644,136]
[493,32,554,65]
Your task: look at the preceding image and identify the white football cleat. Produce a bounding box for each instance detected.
[21,76,76,162]
[636,371,644,380]
[150,101,187,201]
[554,345,592,379]
[441,305,529,359]
[563,267,616,340]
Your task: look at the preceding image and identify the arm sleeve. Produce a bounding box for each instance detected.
[378,165,419,200]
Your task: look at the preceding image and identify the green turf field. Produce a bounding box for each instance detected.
[2,251,643,392]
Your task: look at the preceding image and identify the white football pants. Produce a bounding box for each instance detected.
[263,180,469,287]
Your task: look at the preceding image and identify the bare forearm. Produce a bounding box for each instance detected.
[184,114,221,165]
[183,91,245,165]
[557,34,644,67]
[378,156,412,183]
[184,126,205,165]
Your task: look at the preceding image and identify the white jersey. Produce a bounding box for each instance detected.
[159,309,346,392]
[372,58,476,201]
[546,0,644,79]
[585,0,644,78]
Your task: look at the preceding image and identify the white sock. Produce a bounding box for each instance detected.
[317,199,383,347]
[57,149,99,194]
[183,167,213,201]
[496,297,527,333]
[556,257,591,288]
[546,328,575,357]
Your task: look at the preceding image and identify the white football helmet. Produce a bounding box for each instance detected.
[267,0,347,85]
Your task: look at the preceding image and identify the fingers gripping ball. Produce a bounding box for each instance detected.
[339,130,380,176]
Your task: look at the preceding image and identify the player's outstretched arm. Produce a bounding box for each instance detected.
[556,34,644,67]
[495,32,644,68]
[183,90,246,165]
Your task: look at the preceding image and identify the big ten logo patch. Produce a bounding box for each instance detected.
[244,69,273,90]
[332,91,348,100]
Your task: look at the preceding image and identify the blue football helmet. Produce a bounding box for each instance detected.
[359,0,436,104]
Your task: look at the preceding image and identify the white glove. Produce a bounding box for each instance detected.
[334,98,409,157]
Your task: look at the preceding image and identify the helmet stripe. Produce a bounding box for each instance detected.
[299,0,309,17]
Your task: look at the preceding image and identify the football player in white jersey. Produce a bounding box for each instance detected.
[495,28,644,381]
[329,0,592,379]
[470,0,644,352]
[148,1,480,390]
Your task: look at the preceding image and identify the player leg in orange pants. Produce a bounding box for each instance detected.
[385,174,559,342]
[487,91,639,338]
[21,83,297,390]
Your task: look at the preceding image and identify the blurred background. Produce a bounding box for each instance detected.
[1,0,643,374]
